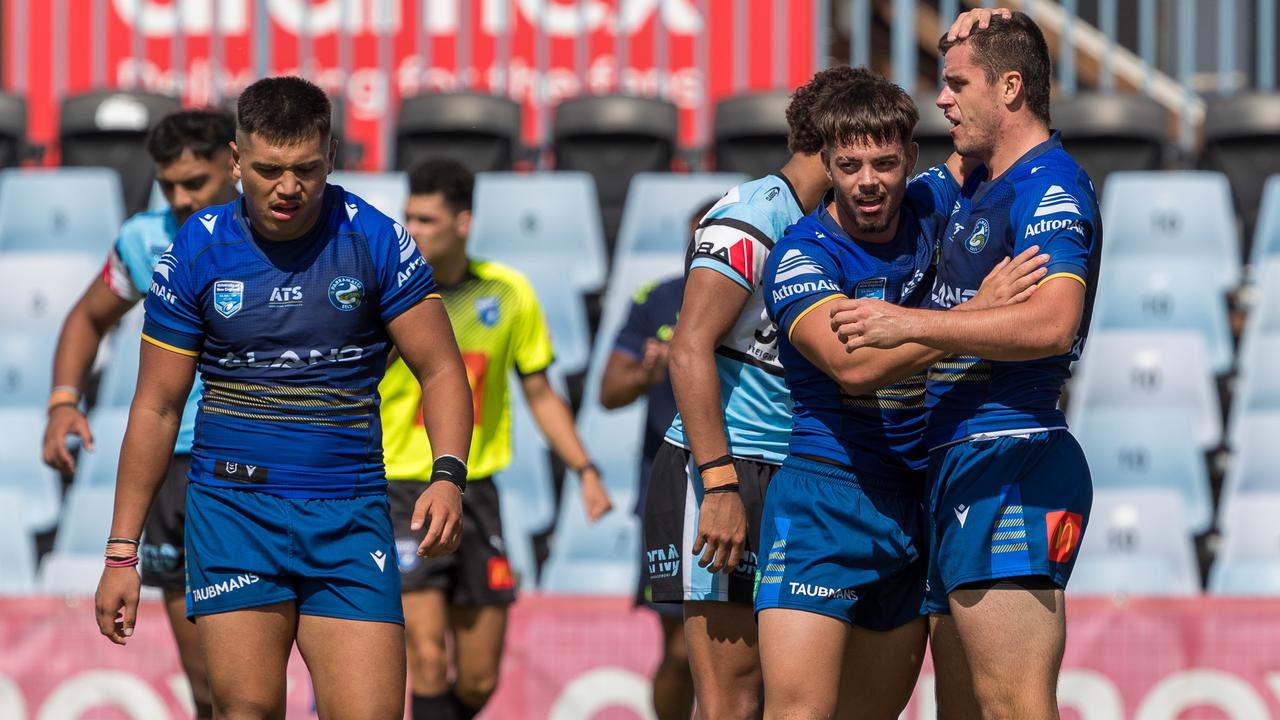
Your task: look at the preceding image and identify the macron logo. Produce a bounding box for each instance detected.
[199,213,218,234]
[346,202,360,220]
[395,223,416,263]
[955,504,970,528]
[370,550,387,572]
[773,248,823,282]
[1034,185,1082,217]
[156,244,177,281]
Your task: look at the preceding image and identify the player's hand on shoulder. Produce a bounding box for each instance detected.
[412,481,464,558]
[95,566,141,646]
[966,245,1049,311]
[693,490,747,575]
[830,298,912,351]
[579,466,613,522]
[947,6,1012,41]
[43,406,94,475]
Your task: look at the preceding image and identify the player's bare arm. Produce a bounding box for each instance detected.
[43,277,137,474]
[839,275,1085,360]
[668,267,751,575]
[95,341,197,646]
[521,370,613,522]
[388,296,472,558]
[600,338,669,410]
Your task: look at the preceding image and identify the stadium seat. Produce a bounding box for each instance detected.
[613,172,743,263]
[1250,176,1280,270]
[59,90,182,216]
[470,171,608,292]
[1092,257,1234,374]
[482,258,591,374]
[1075,408,1212,534]
[0,489,37,595]
[0,330,58,407]
[395,92,522,173]
[1068,331,1222,449]
[1100,171,1241,290]
[1051,92,1169,195]
[37,553,111,596]
[1069,488,1200,596]
[913,94,956,175]
[493,382,559,535]
[0,93,29,168]
[74,409,131,488]
[328,171,408,224]
[1221,411,1280,509]
[541,480,640,595]
[712,92,790,178]
[1200,93,1280,260]
[0,408,64,533]
[0,167,124,253]
[96,307,145,407]
[552,95,679,242]
[53,484,116,556]
[1208,493,1280,596]
[0,252,97,330]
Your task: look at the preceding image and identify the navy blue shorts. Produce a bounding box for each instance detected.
[924,430,1093,614]
[185,483,404,624]
[753,456,927,631]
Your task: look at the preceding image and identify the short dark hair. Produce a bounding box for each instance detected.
[236,76,332,145]
[786,65,876,155]
[938,11,1052,126]
[146,108,235,164]
[407,158,474,213]
[813,71,919,150]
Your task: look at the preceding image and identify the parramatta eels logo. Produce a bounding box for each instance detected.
[965,218,990,254]
[213,280,244,318]
[328,276,365,311]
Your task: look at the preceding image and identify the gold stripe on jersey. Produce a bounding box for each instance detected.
[203,404,371,429]
[202,378,374,427]
[929,356,991,383]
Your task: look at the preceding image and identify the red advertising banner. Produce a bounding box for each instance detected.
[2,0,818,170]
[3,595,1280,718]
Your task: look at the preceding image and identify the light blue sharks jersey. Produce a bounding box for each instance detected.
[664,174,805,464]
[102,208,200,454]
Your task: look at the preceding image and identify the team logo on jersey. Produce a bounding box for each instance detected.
[965,218,990,254]
[773,248,823,282]
[328,276,364,311]
[1034,185,1082,217]
[213,280,244,318]
[475,296,500,327]
[854,277,888,300]
[764,187,781,201]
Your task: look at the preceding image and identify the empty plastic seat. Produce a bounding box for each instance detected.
[0,93,28,168]
[1209,493,1280,595]
[1200,93,1280,259]
[0,408,64,532]
[553,95,678,242]
[0,489,37,595]
[614,172,743,262]
[1052,92,1169,195]
[1092,257,1234,374]
[1069,488,1200,596]
[0,252,97,330]
[328,171,408,223]
[96,307,146,408]
[470,171,607,292]
[1101,171,1241,290]
[1068,331,1221,449]
[37,553,109,596]
[493,383,558,535]
[913,94,956,176]
[1221,411,1280,507]
[1075,408,1211,533]
[53,484,116,556]
[0,330,58,406]
[75,409,131,488]
[503,259,591,373]
[60,91,182,215]
[0,167,124,252]
[1250,176,1280,270]
[541,482,640,595]
[712,92,791,178]
[395,92,522,173]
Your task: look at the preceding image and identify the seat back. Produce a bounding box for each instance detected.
[1209,493,1280,596]
[1070,488,1200,596]
[0,93,28,169]
[1201,93,1280,258]
[0,252,98,330]
[0,168,124,252]
[0,408,63,532]
[614,172,743,264]
[395,92,522,173]
[1052,92,1169,194]
[712,92,791,178]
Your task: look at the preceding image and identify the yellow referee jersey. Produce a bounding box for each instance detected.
[380,259,554,480]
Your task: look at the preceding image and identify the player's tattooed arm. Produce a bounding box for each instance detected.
[521,371,613,522]
[670,268,752,575]
[388,297,472,558]
[96,341,197,646]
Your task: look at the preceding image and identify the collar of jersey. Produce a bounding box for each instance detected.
[233,186,338,269]
[812,188,917,260]
[967,129,1064,205]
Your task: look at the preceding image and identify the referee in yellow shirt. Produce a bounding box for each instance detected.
[380,158,613,720]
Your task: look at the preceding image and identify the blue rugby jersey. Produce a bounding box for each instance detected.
[141,185,438,497]
[763,168,957,478]
[664,174,805,464]
[925,132,1102,448]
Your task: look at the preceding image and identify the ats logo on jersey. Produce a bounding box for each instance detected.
[475,297,500,327]
[269,286,303,307]
[213,280,244,318]
[1046,510,1084,563]
[328,276,364,311]
[965,218,990,254]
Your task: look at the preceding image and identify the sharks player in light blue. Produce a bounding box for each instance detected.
[44,108,239,719]
[93,77,474,720]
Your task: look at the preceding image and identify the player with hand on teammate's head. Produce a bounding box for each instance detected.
[45,108,238,719]
[381,157,612,720]
[831,8,1101,718]
[93,75,473,720]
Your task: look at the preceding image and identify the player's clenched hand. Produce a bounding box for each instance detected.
[693,492,747,574]
[946,6,1012,42]
[965,245,1049,310]
[412,481,463,558]
[43,406,94,475]
[95,567,140,646]
[831,298,914,351]
[579,467,613,522]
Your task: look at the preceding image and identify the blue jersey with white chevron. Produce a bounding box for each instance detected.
[141,185,437,498]
[664,174,805,464]
[102,208,200,454]
[763,168,957,477]
[925,132,1102,448]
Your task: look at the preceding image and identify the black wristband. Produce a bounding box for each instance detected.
[575,461,600,476]
[431,455,467,494]
[696,454,733,473]
[704,482,740,495]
